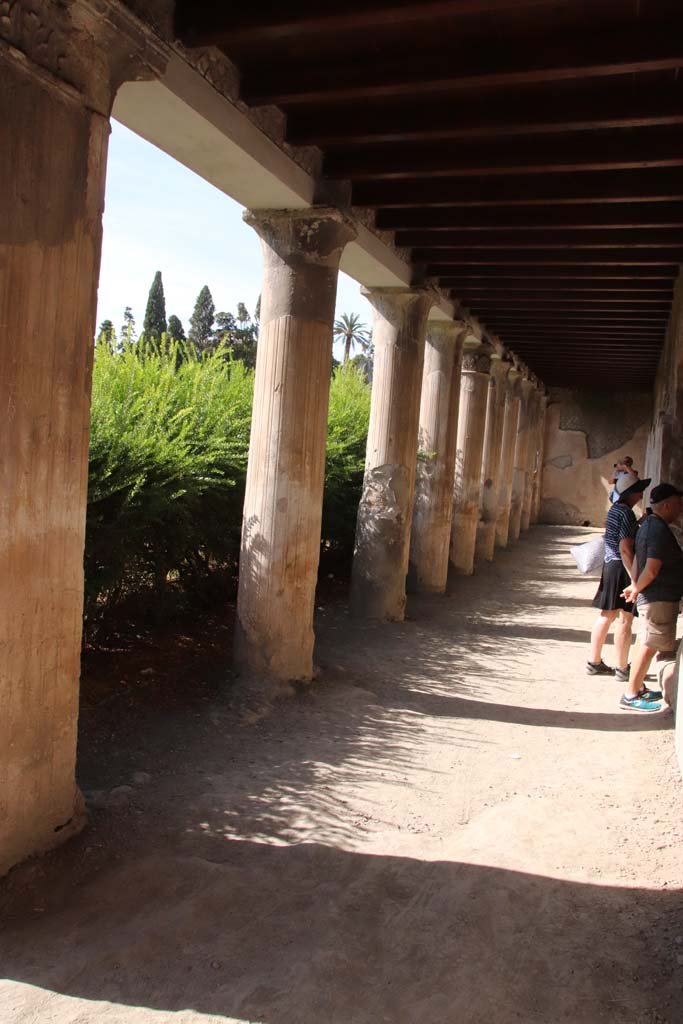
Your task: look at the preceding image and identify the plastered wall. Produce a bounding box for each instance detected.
[540,389,652,527]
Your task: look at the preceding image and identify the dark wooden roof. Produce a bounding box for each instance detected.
[176,0,683,387]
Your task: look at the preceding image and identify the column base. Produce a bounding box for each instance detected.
[233,617,315,693]
[409,522,450,595]
[495,509,512,549]
[1,788,86,879]
[450,508,479,575]
[475,519,497,562]
[508,500,523,543]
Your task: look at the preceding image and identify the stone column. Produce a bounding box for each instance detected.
[475,355,511,562]
[0,9,141,874]
[495,369,522,549]
[450,342,492,575]
[531,393,548,525]
[521,384,542,532]
[509,376,535,543]
[235,209,356,688]
[351,289,432,619]
[409,321,466,592]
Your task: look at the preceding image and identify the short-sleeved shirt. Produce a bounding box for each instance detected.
[634,514,683,603]
[604,501,638,563]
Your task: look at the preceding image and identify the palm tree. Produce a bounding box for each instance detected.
[333,312,371,364]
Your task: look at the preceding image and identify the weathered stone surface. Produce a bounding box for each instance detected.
[0,38,113,875]
[530,396,548,525]
[476,356,510,562]
[540,400,649,527]
[509,377,535,543]
[555,388,653,460]
[409,322,466,593]
[351,289,432,619]
[235,210,356,688]
[450,343,491,575]
[550,454,573,470]
[521,386,544,532]
[495,369,522,549]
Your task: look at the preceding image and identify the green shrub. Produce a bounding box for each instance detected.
[322,363,371,559]
[86,340,253,631]
[85,346,370,634]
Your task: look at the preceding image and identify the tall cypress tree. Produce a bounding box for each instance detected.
[189,285,216,352]
[167,314,185,342]
[97,319,116,347]
[121,306,136,346]
[142,271,167,340]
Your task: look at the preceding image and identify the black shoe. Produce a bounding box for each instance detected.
[586,660,614,676]
[615,665,630,683]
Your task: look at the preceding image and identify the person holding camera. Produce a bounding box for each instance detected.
[609,456,638,503]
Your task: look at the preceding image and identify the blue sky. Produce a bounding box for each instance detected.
[97,121,371,354]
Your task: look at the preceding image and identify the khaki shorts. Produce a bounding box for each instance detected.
[637,600,679,652]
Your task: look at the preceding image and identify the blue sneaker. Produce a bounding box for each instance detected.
[637,687,663,701]
[619,694,662,712]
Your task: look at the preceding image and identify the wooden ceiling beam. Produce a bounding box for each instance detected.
[326,128,683,180]
[377,202,683,231]
[443,282,673,293]
[475,312,668,321]
[455,292,671,304]
[418,249,683,265]
[479,329,664,338]
[432,266,679,280]
[243,24,683,106]
[352,169,683,207]
[176,0,562,47]
[401,228,683,248]
[290,85,683,147]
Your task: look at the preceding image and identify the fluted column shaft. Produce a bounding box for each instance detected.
[531,395,548,524]
[495,369,523,548]
[236,209,356,687]
[351,289,432,619]
[0,15,137,875]
[450,343,492,575]
[509,377,535,542]
[409,321,466,592]
[521,385,542,532]
[476,356,511,562]
[524,385,544,528]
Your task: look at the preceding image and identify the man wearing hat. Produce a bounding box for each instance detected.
[587,471,651,687]
[621,483,683,710]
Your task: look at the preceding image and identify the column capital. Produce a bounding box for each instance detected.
[506,367,524,401]
[461,341,492,375]
[244,207,357,266]
[489,355,511,392]
[425,319,469,345]
[0,0,163,115]
[361,285,435,325]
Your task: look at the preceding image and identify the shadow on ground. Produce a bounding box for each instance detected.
[1,527,679,1023]
[1,838,680,1024]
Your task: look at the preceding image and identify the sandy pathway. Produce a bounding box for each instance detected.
[1,526,681,1023]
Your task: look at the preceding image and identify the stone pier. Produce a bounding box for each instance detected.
[521,383,542,533]
[235,209,356,686]
[351,289,432,619]
[450,343,492,575]
[509,376,535,543]
[0,12,132,874]
[476,355,511,562]
[530,392,547,525]
[495,368,523,549]
[409,321,466,592]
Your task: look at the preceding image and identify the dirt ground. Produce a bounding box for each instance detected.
[1,526,682,1024]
